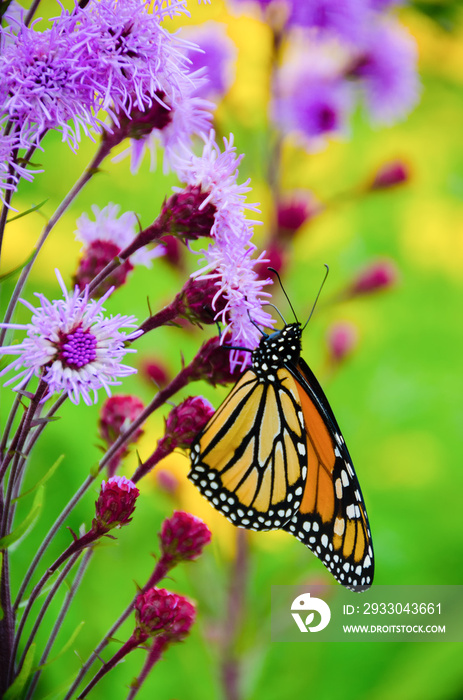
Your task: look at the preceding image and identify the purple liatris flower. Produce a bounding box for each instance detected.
[160,511,212,564]
[0,271,140,405]
[93,475,140,532]
[274,44,353,149]
[74,203,163,294]
[287,0,369,43]
[171,131,275,369]
[180,22,237,100]
[350,19,420,125]
[75,204,162,268]
[135,587,196,641]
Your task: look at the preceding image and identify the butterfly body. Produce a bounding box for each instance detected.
[189,322,374,590]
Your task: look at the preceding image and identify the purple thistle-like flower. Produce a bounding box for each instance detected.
[171,132,275,369]
[1,16,103,151]
[287,0,369,42]
[274,45,353,149]
[351,19,420,125]
[0,0,210,161]
[181,22,237,100]
[75,203,163,268]
[0,271,141,405]
[93,475,140,532]
[118,88,214,174]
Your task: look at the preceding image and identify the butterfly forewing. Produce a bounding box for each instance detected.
[189,368,307,531]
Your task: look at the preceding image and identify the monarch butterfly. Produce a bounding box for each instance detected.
[188,288,374,591]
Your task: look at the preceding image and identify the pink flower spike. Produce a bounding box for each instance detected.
[160,511,212,563]
[93,476,140,532]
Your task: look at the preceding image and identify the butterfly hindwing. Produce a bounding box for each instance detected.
[189,322,374,590]
[189,367,307,530]
[283,358,374,590]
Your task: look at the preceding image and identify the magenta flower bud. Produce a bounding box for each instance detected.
[99,395,145,476]
[160,511,212,563]
[92,476,140,532]
[370,160,409,190]
[178,274,228,326]
[156,469,179,495]
[163,396,215,451]
[350,260,398,296]
[191,336,239,386]
[159,185,217,241]
[255,243,286,279]
[160,234,184,268]
[277,192,321,237]
[327,322,358,364]
[74,240,134,295]
[135,587,196,640]
[141,359,170,387]
[99,395,145,446]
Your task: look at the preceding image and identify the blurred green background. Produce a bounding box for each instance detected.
[2,0,463,698]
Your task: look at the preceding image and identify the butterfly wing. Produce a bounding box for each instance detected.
[189,368,308,530]
[283,357,374,590]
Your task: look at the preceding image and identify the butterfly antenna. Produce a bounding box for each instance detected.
[268,267,299,324]
[302,264,330,330]
[264,302,287,326]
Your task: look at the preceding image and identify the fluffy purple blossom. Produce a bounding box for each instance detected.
[287,0,369,42]
[0,0,210,159]
[75,203,163,268]
[171,132,275,369]
[180,22,237,100]
[0,271,140,405]
[274,45,352,149]
[118,87,214,174]
[351,19,420,124]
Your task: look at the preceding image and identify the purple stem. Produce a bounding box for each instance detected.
[24,549,93,700]
[77,634,146,699]
[63,554,172,700]
[125,635,169,700]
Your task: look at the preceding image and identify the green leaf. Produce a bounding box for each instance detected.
[0,487,44,550]
[0,250,36,284]
[13,456,64,503]
[6,200,48,224]
[4,644,36,700]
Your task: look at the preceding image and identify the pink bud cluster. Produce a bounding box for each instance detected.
[93,476,140,533]
[160,511,212,564]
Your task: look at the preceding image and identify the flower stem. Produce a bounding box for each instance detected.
[221,529,249,700]
[24,549,93,700]
[77,634,145,699]
[0,547,14,695]
[13,553,81,681]
[63,554,171,699]
[125,635,169,700]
